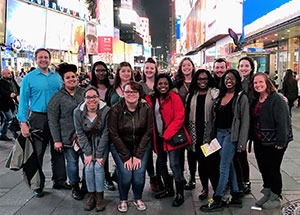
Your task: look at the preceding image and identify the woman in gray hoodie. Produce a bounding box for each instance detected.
[74,87,110,212]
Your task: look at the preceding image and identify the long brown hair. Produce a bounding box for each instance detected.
[251,72,276,100]
[113,62,134,90]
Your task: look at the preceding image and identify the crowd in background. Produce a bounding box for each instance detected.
[0,48,298,213]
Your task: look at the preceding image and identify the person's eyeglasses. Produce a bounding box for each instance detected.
[85,95,98,99]
[225,76,236,81]
[124,90,138,94]
[198,78,208,81]
[95,69,107,73]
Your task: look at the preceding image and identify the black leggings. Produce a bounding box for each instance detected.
[187,144,220,191]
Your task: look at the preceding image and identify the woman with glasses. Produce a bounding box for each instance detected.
[145,74,191,207]
[74,87,110,212]
[90,61,115,191]
[108,82,152,212]
[200,69,249,212]
[90,61,112,101]
[185,69,220,200]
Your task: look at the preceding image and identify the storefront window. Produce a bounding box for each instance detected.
[290,37,299,74]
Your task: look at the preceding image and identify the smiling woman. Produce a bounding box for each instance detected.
[108,81,152,212]
[47,62,86,201]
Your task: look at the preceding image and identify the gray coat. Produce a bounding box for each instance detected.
[73,100,109,159]
[208,91,250,151]
[47,86,85,146]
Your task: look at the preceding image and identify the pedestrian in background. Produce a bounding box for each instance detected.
[0,68,19,141]
[17,48,69,197]
[108,82,152,212]
[173,57,195,188]
[250,72,292,209]
[146,73,191,207]
[200,69,249,212]
[185,69,220,200]
[74,87,110,212]
[47,63,86,201]
[282,69,298,115]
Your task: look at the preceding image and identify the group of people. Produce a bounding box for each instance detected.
[1,47,294,213]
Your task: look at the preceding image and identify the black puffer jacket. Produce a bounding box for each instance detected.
[108,98,152,163]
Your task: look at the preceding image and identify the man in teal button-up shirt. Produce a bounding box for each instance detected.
[17,48,69,197]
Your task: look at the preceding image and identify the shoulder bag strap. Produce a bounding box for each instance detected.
[87,110,102,139]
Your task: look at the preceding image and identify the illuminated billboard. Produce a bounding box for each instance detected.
[205,0,242,42]
[244,0,300,38]
[85,23,98,55]
[96,0,114,37]
[6,0,46,51]
[0,0,5,43]
[45,11,73,50]
[71,20,85,54]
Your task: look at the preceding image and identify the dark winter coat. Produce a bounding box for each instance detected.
[108,98,152,163]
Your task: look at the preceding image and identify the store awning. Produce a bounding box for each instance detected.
[186,34,227,56]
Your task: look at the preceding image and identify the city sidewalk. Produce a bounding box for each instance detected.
[1,109,300,215]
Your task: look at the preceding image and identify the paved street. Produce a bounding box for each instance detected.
[1,108,300,215]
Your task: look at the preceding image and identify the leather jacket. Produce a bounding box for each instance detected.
[108,98,153,163]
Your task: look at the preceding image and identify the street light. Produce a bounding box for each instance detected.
[151,46,161,61]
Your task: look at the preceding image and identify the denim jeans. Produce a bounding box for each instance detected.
[110,143,151,201]
[156,137,183,183]
[215,128,239,196]
[64,147,85,185]
[85,159,105,192]
[0,109,17,138]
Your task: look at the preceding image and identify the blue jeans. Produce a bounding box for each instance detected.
[110,143,151,201]
[64,147,85,185]
[85,159,105,192]
[0,109,17,138]
[215,128,239,196]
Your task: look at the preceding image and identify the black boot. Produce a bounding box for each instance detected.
[155,175,175,199]
[80,180,88,197]
[71,184,84,200]
[200,195,223,212]
[173,181,184,207]
[156,175,165,191]
[150,175,160,192]
[184,176,195,190]
[228,192,243,207]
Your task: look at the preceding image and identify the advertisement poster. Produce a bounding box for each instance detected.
[6,0,46,51]
[71,20,85,54]
[244,0,299,38]
[96,0,114,37]
[45,11,72,51]
[98,36,113,54]
[0,0,5,43]
[85,23,98,55]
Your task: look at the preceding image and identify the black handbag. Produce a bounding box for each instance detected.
[169,126,188,147]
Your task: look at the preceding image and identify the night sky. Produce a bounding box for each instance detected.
[142,0,169,49]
